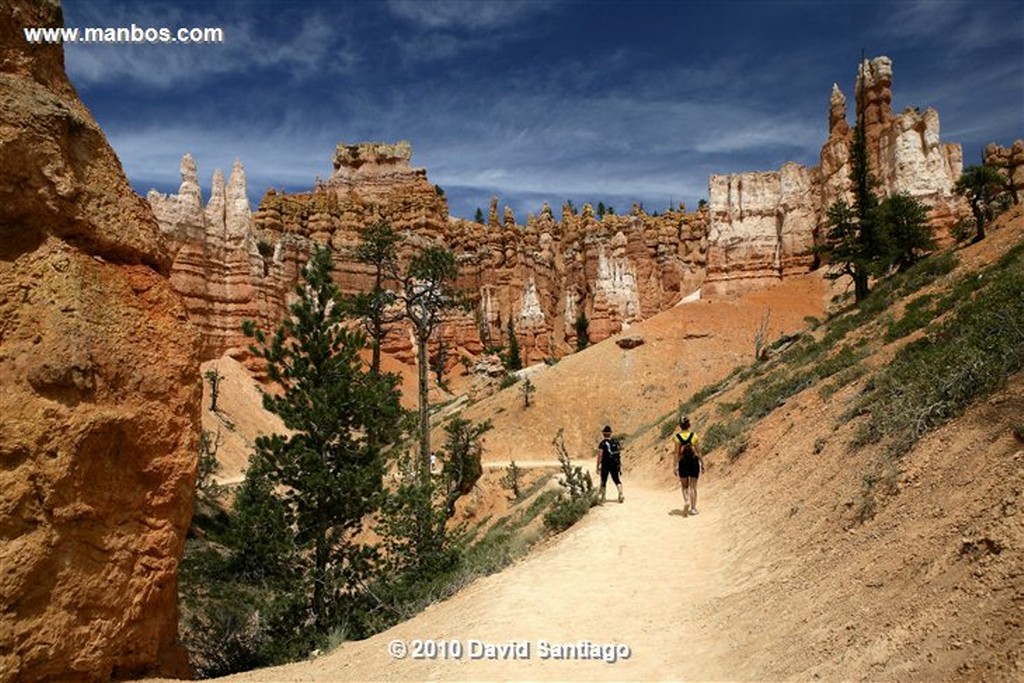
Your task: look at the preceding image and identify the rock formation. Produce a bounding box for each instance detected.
[706,56,964,294]
[0,1,200,681]
[150,56,969,376]
[148,157,288,359]
[984,140,1024,203]
[154,144,709,366]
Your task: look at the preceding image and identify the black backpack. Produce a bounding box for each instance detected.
[603,438,621,466]
[677,432,696,461]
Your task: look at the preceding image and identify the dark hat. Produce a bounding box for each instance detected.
[679,416,691,428]
[602,425,612,433]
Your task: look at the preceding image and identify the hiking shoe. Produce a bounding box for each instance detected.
[689,508,699,515]
[618,493,624,503]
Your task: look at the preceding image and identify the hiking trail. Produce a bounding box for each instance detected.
[212,478,739,682]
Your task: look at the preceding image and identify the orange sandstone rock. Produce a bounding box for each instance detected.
[0,1,200,680]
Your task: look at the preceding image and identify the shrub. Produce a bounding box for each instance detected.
[500,460,523,500]
[856,260,1024,457]
[702,420,743,453]
[543,429,596,532]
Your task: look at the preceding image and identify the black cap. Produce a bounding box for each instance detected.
[602,425,612,433]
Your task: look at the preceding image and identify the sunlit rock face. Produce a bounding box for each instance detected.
[149,156,278,360]
[152,142,709,369]
[706,55,964,294]
[0,1,200,680]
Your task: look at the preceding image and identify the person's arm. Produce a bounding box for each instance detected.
[596,443,603,472]
[674,436,683,474]
[695,438,705,473]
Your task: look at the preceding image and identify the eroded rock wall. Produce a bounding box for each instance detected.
[706,55,964,294]
[155,144,708,367]
[148,157,288,359]
[0,1,200,681]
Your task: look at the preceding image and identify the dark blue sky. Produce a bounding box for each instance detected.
[62,0,1023,220]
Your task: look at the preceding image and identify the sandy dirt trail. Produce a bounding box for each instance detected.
[214,479,740,682]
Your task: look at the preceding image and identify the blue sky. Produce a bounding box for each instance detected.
[62,0,1023,221]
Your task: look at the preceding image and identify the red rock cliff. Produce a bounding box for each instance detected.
[154,143,708,367]
[0,1,200,680]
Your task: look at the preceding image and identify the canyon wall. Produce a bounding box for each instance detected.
[150,55,973,371]
[706,56,964,294]
[0,1,200,681]
[154,144,708,367]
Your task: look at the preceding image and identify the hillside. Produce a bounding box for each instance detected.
[166,206,1023,682]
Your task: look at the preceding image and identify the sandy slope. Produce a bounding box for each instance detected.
[196,480,740,682]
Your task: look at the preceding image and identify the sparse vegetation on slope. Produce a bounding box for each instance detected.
[675,213,1023,532]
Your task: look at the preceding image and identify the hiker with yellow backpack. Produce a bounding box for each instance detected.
[674,416,704,515]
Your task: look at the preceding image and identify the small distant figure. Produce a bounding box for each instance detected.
[674,416,705,515]
[595,425,625,504]
[430,451,438,473]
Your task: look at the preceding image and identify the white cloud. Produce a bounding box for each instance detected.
[879,0,1019,56]
[63,4,358,88]
[386,0,555,31]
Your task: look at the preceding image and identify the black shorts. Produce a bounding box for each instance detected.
[600,463,621,486]
[678,457,700,479]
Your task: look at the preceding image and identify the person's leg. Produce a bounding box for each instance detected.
[688,478,698,513]
[599,467,609,502]
[611,468,623,502]
[679,474,690,507]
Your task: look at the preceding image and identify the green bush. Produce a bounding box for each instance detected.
[702,420,744,453]
[856,260,1024,457]
[884,294,937,342]
[543,429,596,532]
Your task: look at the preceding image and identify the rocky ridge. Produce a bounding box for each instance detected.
[985,140,1024,201]
[706,56,965,294]
[151,55,975,371]
[153,145,709,368]
[1,1,200,681]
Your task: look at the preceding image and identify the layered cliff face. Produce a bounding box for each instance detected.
[706,56,964,294]
[707,163,820,295]
[154,144,708,366]
[0,1,200,681]
[148,157,286,359]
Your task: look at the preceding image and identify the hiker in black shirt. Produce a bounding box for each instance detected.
[595,425,625,504]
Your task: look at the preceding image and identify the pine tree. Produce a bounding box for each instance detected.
[876,192,935,271]
[350,220,401,377]
[240,245,403,633]
[506,317,522,371]
[955,164,1006,242]
[819,65,888,303]
[575,310,590,351]
[400,246,464,477]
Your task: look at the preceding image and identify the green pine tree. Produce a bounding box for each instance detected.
[575,310,590,351]
[506,317,522,371]
[955,164,1006,242]
[240,244,403,634]
[875,192,935,271]
[350,220,402,377]
[400,246,464,477]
